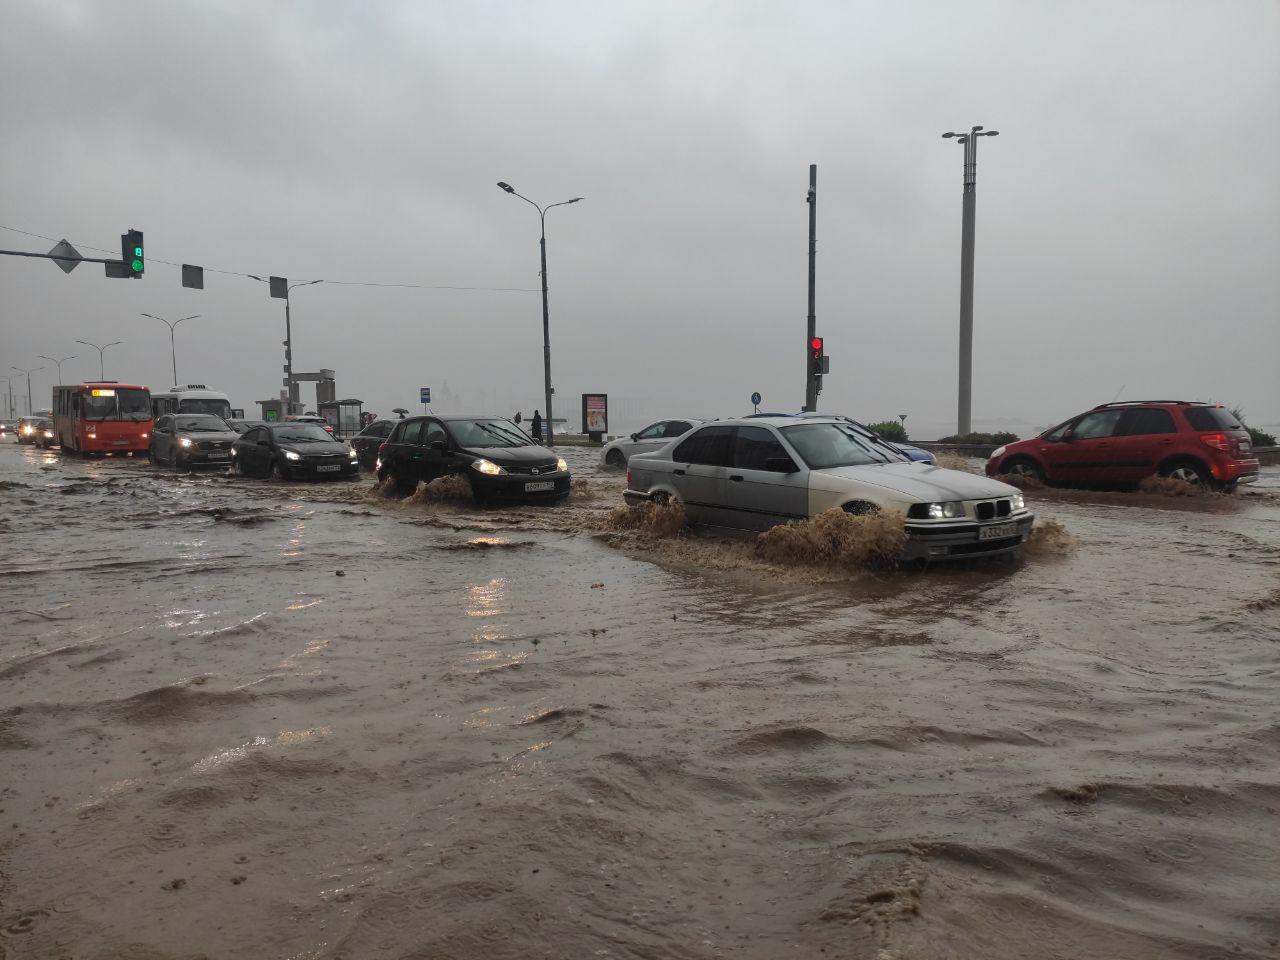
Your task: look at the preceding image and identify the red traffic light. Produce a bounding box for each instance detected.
[810,336,823,353]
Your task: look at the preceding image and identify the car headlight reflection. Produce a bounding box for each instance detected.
[284,450,301,461]
[925,501,965,519]
[43,430,54,438]
[556,456,568,472]
[472,458,505,476]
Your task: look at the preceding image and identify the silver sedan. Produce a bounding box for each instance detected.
[624,416,1035,561]
[599,418,703,468]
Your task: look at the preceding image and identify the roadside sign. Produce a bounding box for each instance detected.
[49,239,81,274]
[419,387,431,404]
[750,391,762,406]
[581,393,608,436]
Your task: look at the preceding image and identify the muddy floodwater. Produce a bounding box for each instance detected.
[2,442,1278,959]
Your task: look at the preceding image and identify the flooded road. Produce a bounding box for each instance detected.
[2,442,1278,959]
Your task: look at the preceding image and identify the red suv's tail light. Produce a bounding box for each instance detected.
[1200,432,1231,451]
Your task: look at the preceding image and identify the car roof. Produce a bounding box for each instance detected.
[703,416,844,428]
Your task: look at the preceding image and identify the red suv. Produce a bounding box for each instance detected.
[985,401,1259,490]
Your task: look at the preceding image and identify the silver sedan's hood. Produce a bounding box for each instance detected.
[813,461,1019,502]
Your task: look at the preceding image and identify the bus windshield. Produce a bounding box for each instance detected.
[178,398,233,418]
[83,388,152,422]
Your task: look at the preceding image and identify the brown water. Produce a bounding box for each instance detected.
[2,442,1278,959]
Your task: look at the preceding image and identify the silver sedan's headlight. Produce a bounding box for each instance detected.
[472,458,504,476]
[924,501,965,519]
[1009,491,1025,511]
[556,456,568,473]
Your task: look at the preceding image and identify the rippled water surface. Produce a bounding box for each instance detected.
[2,442,1278,959]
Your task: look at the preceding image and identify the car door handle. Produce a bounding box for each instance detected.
[729,475,744,482]
[673,468,685,476]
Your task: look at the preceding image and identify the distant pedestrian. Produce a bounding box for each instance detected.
[530,410,543,442]
[514,411,523,425]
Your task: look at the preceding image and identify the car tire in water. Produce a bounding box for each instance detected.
[172,452,186,472]
[1159,458,1210,488]
[273,459,290,482]
[1002,456,1044,483]
[605,448,626,468]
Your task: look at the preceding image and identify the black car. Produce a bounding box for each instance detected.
[350,419,396,469]
[377,415,570,503]
[226,418,267,435]
[231,422,359,481]
[150,414,238,469]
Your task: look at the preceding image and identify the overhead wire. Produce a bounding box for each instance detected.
[0,223,539,293]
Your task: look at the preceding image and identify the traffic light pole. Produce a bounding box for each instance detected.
[804,164,819,412]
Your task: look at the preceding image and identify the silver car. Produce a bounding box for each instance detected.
[624,416,1035,561]
[600,418,703,468]
[150,414,239,469]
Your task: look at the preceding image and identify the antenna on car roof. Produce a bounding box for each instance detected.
[1110,384,1125,403]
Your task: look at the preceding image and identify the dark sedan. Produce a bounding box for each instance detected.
[150,414,239,469]
[231,422,359,481]
[376,415,570,503]
[350,418,396,469]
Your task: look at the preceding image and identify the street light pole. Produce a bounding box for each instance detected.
[11,365,45,415]
[141,314,200,387]
[0,377,14,420]
[497,182,583,446]
[942,125,999,437]
[74,340,123,381]
[38,354,76,386]
[249,278,322,414]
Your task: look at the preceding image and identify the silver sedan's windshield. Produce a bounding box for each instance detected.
[175,416,228,432]
[781,422,897,469]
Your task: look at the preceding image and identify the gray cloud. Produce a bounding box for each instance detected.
[2,0,1277,435]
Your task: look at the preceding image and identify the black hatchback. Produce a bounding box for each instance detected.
[377,415,570,503]
[231,422,359,481]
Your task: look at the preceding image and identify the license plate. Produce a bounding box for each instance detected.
[207,452,228,459]
[524,481,555,492]
[316,464,342,473]
[979,522,1019,541]
[112,440,128,446]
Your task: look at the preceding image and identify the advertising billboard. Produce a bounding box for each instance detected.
[581,393,608,436]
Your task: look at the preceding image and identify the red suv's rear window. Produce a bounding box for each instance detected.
[1184,407,1242,431]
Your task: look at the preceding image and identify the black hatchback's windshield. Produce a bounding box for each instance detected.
[449,419,531,448]
[781,422,898,469]
[175,415,229,432]
[83,388,151,422]
[271,424,333,442]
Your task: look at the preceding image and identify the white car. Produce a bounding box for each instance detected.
[624,416,1035,561]
[600,418,703,468]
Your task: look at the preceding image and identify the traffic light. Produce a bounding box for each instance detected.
[122,229,144,278]
[810,336,824,374]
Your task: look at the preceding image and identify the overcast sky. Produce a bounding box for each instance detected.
[2,0,1277,437]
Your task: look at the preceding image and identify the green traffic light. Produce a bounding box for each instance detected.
[131,259,144,272]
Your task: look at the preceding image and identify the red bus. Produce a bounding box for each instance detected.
[53,382,153,455]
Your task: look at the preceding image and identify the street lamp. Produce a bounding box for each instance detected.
[0,376,15,420]
[141,313,200,387]
[75,340,123,381]
[941,125,999,436]
[496,181,583,445]
[249,277,323,415]
[11,365,45,416]
[38,354,76,385]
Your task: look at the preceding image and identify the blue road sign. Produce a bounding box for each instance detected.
[750,391,762,406]
[420,387,431,404]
